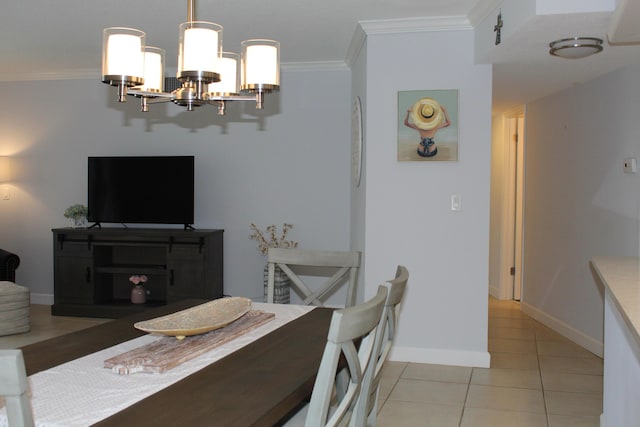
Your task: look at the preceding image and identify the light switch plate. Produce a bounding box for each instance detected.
[451,194,461,211]
[623,157,637,174]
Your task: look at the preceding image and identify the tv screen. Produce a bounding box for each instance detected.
[88,156,194,226]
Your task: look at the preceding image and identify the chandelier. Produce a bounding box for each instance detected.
[101,0,280,115]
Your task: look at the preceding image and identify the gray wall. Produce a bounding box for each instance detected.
[522,61,640,355]
[355,28,493,366]
[0,67,352,303]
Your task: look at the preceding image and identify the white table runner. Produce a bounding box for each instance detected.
[0,303,314,427]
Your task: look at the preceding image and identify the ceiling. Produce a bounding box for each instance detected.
[2,0,640,113]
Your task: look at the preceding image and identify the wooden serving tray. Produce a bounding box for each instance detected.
[104,310,275,375]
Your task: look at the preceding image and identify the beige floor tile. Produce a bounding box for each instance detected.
[490,352,540,370]
[489,326,536,341]
[377,400,462,427]
[533,323,567,341]
[380,361,407,380]
[489,307,530,320]
[545,391,603,417]
[401,363,472,384]
[489,317,534,329]
[471,367,542,389]
[377,361,407,402]
[388,379,468,405]
[547,414,601,427]
[488,338,538,354]
[539,356,603,376]
[378,375,398,402]
[460,407,548,427]
[537,340,600,359]
[465,384,546,413]
[541,371,603,394]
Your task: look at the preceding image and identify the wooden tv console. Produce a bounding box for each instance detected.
[51,228,223,318]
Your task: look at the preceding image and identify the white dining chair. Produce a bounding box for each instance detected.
[266,248,361,307]
[0,349,35,427]
[282,286,387,427]
[352,265,408,427]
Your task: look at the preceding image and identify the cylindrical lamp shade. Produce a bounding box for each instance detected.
[0,157,9,183]
[102,27,145,83]
[208,52,240,95]
[241,39,280,91]
[178,22,222,74]
[140,47,165,92]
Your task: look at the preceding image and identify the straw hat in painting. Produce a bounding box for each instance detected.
[410,97,443,130]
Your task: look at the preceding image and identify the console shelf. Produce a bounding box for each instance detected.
[52,228,223,318]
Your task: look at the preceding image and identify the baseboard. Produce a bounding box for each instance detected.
[520,301,603,358]
[489,284,502,299]
[389,345,490,368]
[30,293,54,305]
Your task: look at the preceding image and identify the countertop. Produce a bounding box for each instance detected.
[591,256,640,348]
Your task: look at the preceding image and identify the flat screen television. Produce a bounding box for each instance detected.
[88,156,195,227]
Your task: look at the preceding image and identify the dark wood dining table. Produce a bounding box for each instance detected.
[20,299,333,427]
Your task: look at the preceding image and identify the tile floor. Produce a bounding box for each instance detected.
[0,298,603,426]
[376,297,603,426]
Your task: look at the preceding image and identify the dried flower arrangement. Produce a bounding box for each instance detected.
[249,223,298,256]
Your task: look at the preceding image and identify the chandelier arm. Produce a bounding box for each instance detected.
[128,89,174,98]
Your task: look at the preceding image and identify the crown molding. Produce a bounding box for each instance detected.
[345,15,472,67]
[359,15,472,35]
[467,0,503,27]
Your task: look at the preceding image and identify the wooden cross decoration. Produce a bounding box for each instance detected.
[494,11,503,45]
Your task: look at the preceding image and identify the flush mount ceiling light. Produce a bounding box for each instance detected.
[102,0,279,115]
[549,37,603,59]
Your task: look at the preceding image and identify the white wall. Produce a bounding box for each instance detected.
[359,29,492,367]
[0,67,353,303]
[522,61,640,355]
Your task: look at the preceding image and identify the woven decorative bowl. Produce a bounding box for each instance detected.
[134,297,252,340]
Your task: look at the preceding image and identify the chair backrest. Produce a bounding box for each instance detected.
[353,265,409,427]
[267,248,361,307]
[0,349,35,427]
[304,285,387,427]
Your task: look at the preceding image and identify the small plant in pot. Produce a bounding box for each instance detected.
[64,204,88,228]
[129,275,148,304]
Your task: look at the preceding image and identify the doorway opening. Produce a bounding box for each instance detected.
[488,108,525,302]
[507,113,525,301]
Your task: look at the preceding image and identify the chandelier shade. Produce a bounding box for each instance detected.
[102,27,145,101]
[208,52,240,96]
[241,39,280,90]
[178,21,222,79]
[140,47,165,93]
[101,0,280,115]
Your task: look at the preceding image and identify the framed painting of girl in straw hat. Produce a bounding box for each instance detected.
[398,89,459,161]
